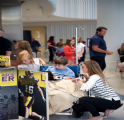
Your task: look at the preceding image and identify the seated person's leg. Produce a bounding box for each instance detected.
[117,62,124,71]
[120,57,124,63]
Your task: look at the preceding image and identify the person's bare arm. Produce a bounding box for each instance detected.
[83,74,89,82]
[38,58,46,65]
[55,50,58,53]
[72,78,83,87]
[47,42,55,48]
[65,76,72,80]
[11,58,20,66]
[17,66,22,69]
[5,51,12,56]
[36,46,40,51]
[78,47,84,58]
[53,76,71,80]
[120,55,124,57]
[37,85,44,98]
[92,45,113,55]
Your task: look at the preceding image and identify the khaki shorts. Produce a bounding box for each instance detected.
[118,62,124,67]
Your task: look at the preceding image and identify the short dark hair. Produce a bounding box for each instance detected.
[96,27,107,34]
[58,43,64,47]
[60,39,63,41]
[0,29,4,33]
[49,36,54,41]
[53,57,68,65]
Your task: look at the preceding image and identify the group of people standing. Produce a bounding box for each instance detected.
[46,26,113,71]
[47,36,86,65]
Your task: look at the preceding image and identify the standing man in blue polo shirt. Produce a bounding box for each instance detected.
[31,36,41,58]
[89,27,113,71]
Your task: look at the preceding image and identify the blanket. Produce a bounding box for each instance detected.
[48,80,87,115]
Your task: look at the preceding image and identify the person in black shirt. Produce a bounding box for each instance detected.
[31,37,41,58]
[0,29,12,56]
[31,37,41,52]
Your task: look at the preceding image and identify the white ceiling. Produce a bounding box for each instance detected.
[20,0,96,23]
[21,0,47,22]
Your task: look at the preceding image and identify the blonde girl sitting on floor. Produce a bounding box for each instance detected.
[17,53,46,71]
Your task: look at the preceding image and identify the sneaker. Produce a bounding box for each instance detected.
[40,116,46,120]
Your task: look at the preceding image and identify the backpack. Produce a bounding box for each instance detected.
[72,101,86,118]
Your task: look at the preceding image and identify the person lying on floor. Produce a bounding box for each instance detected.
[46,57,75,80]
[72,60,122,120]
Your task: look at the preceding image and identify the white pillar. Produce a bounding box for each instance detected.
[97,0,124,69]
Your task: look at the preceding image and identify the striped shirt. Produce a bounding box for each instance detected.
[80,75,120,101]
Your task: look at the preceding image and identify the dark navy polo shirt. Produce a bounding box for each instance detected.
[89,34,107,57]
[31,40,41,52]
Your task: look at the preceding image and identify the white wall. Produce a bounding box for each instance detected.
[97,0,124,69]
[53,0,97,19]
[46,24,96,45]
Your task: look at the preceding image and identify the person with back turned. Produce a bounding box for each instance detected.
[31,36,41,58]
[0,29,12,56]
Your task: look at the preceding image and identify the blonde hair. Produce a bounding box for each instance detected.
[83,60,107,87]
[120,43,124,54]
[17,40,33,57]
[19,54,34,64]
